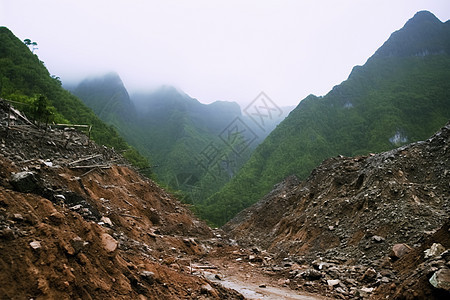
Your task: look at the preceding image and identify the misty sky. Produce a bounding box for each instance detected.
[1,1,449,106]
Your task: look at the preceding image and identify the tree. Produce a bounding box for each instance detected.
[33,94,52,126]
[23,38,38,53]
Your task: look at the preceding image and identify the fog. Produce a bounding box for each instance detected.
[1,0,449,106]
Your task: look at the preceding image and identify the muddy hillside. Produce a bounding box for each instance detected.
[0,99,243,299]
[223,122,450,299]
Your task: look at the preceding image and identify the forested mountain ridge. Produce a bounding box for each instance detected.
[73,72,137,124]
[205,10,450,226]
[0,27,149,170]
[72,78,258,209]
[72,74,292,220]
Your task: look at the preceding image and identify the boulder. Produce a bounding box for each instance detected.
[10,172,39,193]
[301,269,323,280]
[390,243,411,259]
[100,233,118,253]
[429,268,450,291]
[424,243,446,259]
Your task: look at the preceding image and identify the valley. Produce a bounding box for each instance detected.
[0,8,449,300]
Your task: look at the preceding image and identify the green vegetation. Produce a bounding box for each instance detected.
[0,26,150,171]
[72,80,255,207]
[204,11,450,226]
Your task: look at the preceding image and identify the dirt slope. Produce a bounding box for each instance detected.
[223,122,450,299]
[0,99,242,299]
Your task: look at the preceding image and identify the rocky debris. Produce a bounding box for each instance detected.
[223,122,450,299]
[0,100,242,299]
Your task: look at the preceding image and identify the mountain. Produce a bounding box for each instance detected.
[0,27,149,170]
[72,80,254,211]
[72,76,291,221]
[207,11,450,226]
[72,72,137,124]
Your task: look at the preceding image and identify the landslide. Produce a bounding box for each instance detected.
[223,121,450,299]
[0,99,242,299]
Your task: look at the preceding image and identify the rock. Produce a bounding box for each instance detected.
[139,271,155,284]
[48,212,64,225]
[54,194,66,201]
[429,268,450,291]
[249,255,263,262]
[302,269,323,280]
[200,283,218,297]
[278,278,290,286]
[327,279,341,287]
[372,235,385,243]
[358,287,374,297]
[70,236,88,254]
[12,213,23,221]
[30,240,41,250]
[259,284,266,288]
[100,216,113,227]
[390,243,411,259]
[424,243,446,259]
[10,172,39,193]
[360,267,377,283]
[100,233,118,253]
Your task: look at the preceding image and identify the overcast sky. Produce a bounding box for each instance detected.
[1,0,449,106]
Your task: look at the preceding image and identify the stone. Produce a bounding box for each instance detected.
[302,269,323,280]
[101,233,118,253]
[10,172,39,193]
[249,255,263,262]
[361,287,374,293]
[372,235,385,243]
[390,243,411,259]
[30,240,41,250]
[48,212,64,225]
[360,267,377,282]
[424,243,446,259]
[429,268,450,291]
[327,279,341,287]
[12,213,23,221]
[201,283,218,297]
[70,236,88,254]
[140,271,155,284]
[54,194,66,201]
[100,216,113,227]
